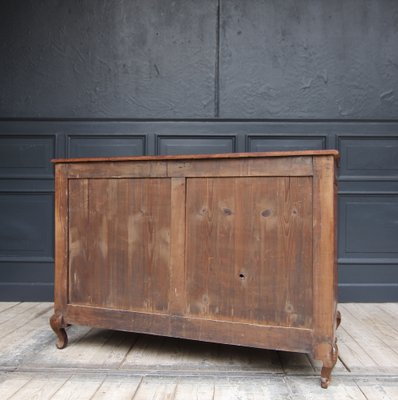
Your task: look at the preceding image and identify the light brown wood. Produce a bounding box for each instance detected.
[312,155,339,388]
[50,150,339,388]
[168,178,187,315]
[185,176,313,327]
[52,149,339,164]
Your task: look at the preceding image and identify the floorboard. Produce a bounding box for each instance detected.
[0,303,397,399]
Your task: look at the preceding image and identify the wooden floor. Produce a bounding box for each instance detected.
[0,303,397,399]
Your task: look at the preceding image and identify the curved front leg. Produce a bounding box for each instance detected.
[50,312,68,349]
[320,343,338,389]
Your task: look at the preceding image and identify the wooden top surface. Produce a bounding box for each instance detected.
[52,150,339,164]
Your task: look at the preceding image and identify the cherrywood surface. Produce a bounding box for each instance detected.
[51,151,339,388]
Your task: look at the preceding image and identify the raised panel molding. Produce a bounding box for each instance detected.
[0,192,54,261]
[67,135,146,158]
[0,135,55,178]
[157,136,236,155]
[247,135,326,152]
[338,136,398,180]
[1,123,398,302]
[339,194,398,261]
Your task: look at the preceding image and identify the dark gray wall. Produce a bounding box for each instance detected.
[1,0,398,118]
[0,1,397,302]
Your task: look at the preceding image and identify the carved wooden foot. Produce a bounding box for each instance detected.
[320,343,338,389]
[336,310,342,329]
[50,313,68,349]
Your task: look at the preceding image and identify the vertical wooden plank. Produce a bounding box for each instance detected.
[68,178,90,305]
[54,164,69,311]
[268,177,313,328]
[168,178,187,315]
[312,156,337,359]
[68,178,172,313]
[185,176,313,328]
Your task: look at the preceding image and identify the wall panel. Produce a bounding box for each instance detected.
[1,122,397,302]
[0,135,55,178]
[68,135,146,158]
[0,193,53,261]
[157,135,236,155]
[338,137,398,179]
[339,195,398,260]
[247,135,326,152]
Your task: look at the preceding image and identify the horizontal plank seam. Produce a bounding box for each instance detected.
[65,304,313,333]
[52,150,339,163]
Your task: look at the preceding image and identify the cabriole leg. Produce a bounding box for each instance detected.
[50,312,68,349]
[320,343,338,389]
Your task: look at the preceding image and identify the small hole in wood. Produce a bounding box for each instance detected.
[239,273,245,279]
[261,209,271,217]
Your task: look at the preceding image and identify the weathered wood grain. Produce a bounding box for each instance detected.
[52,149,339,164]
[338,328,378,370]
[68,178,172,312]
[131,377,177,400]
[0,302,19,313]
[0,374,32,399]
[356,378,398,400]
[168,178,187,315]
[64,304,314,353]
[90,376,142,400]
[312,156,339,388]
[173,379,215,400]
[285,376,367,399]
[339,305,398,367]
[49,374,104,400]
[51,151,338,387]
[185,176,313,328]
[8,375,67,400]
[2,302,398,399]
[0,303,52,340]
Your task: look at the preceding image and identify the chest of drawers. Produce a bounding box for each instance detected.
[51,150,340,388]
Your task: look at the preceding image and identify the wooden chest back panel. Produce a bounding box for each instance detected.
[68,178,172,312]
[52,151,340,387]
[185,177,313,328]
[67,172,314,328]
[52,151,339,356]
